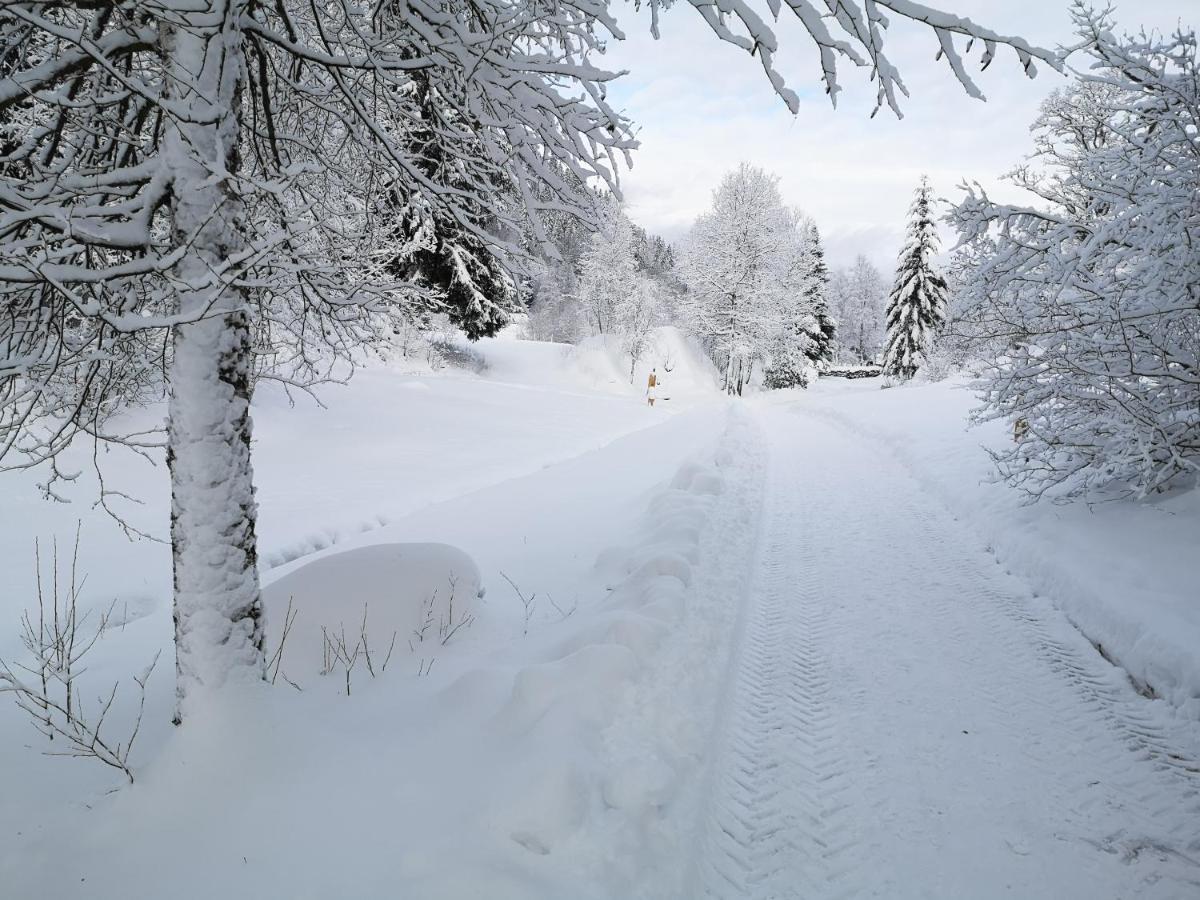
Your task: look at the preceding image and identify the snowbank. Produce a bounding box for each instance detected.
[0,345,733,898]
[797,377,1200,718]
[262,543,483,689]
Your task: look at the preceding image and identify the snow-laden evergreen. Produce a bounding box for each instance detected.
[882,178,949,379]
[799,223,837,367]
[950,6,1200,500]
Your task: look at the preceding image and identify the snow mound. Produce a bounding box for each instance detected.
[262,543,482,688]
[476,415,739,858]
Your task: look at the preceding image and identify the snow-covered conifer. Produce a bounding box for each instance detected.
[800,223,837,366]
[882,178,949,379]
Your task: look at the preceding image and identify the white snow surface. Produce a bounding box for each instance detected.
[1,345,1198,898]
[798,377,1200,718]
[262,542,484,690]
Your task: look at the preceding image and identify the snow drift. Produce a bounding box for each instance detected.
[263,543,483,689]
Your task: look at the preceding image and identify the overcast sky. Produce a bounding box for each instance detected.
[601,1,1193,273]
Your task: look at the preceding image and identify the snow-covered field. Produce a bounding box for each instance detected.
[2,335,1197,898]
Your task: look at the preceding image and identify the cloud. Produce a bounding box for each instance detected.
[599,0,1193,272]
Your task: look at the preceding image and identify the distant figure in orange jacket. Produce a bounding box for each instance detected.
[646,369,658,407]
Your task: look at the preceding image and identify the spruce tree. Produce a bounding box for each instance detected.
[801,222,837,365]
[388,69,516,340]
[882,177,948,379]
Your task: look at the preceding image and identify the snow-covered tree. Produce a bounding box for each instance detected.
[831,256,888,363]
[679,165,798,394]
[882,177,949,379]
[799,222,837,365]
[615,280,661,380]
[578,202,639,336]
[0,0,632,719]
[527,265,587,344]
[0,0,1054,715]
[523,194,595,343]
[762,211,823,389]
[385,70,517,341]
[950,6,1200,499]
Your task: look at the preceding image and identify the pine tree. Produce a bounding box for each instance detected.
[882,177,949,379]
[800,222,837,365]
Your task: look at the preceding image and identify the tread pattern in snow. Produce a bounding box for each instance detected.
[689,454,858,900]
[687,407,1200,900]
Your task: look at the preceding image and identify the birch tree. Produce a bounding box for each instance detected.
[1,0,1055,716]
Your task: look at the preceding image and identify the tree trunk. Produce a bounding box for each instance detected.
[164,0,264,722]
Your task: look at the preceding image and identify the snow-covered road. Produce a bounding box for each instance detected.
[689,403,1200,899]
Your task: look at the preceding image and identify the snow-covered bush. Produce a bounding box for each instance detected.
[915,342,957,383]
[0,533,158,784]
[762,352,811,390]
[951,6,1200,499]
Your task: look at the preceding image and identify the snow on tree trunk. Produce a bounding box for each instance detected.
[882,177,948,380]
[163,3,263,719]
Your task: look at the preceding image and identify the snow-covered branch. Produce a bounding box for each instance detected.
[949,6,1199,499]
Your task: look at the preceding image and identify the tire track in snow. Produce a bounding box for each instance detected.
[809,403,1200,786]
[688,404,1200,899]
[688,436,860,900]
